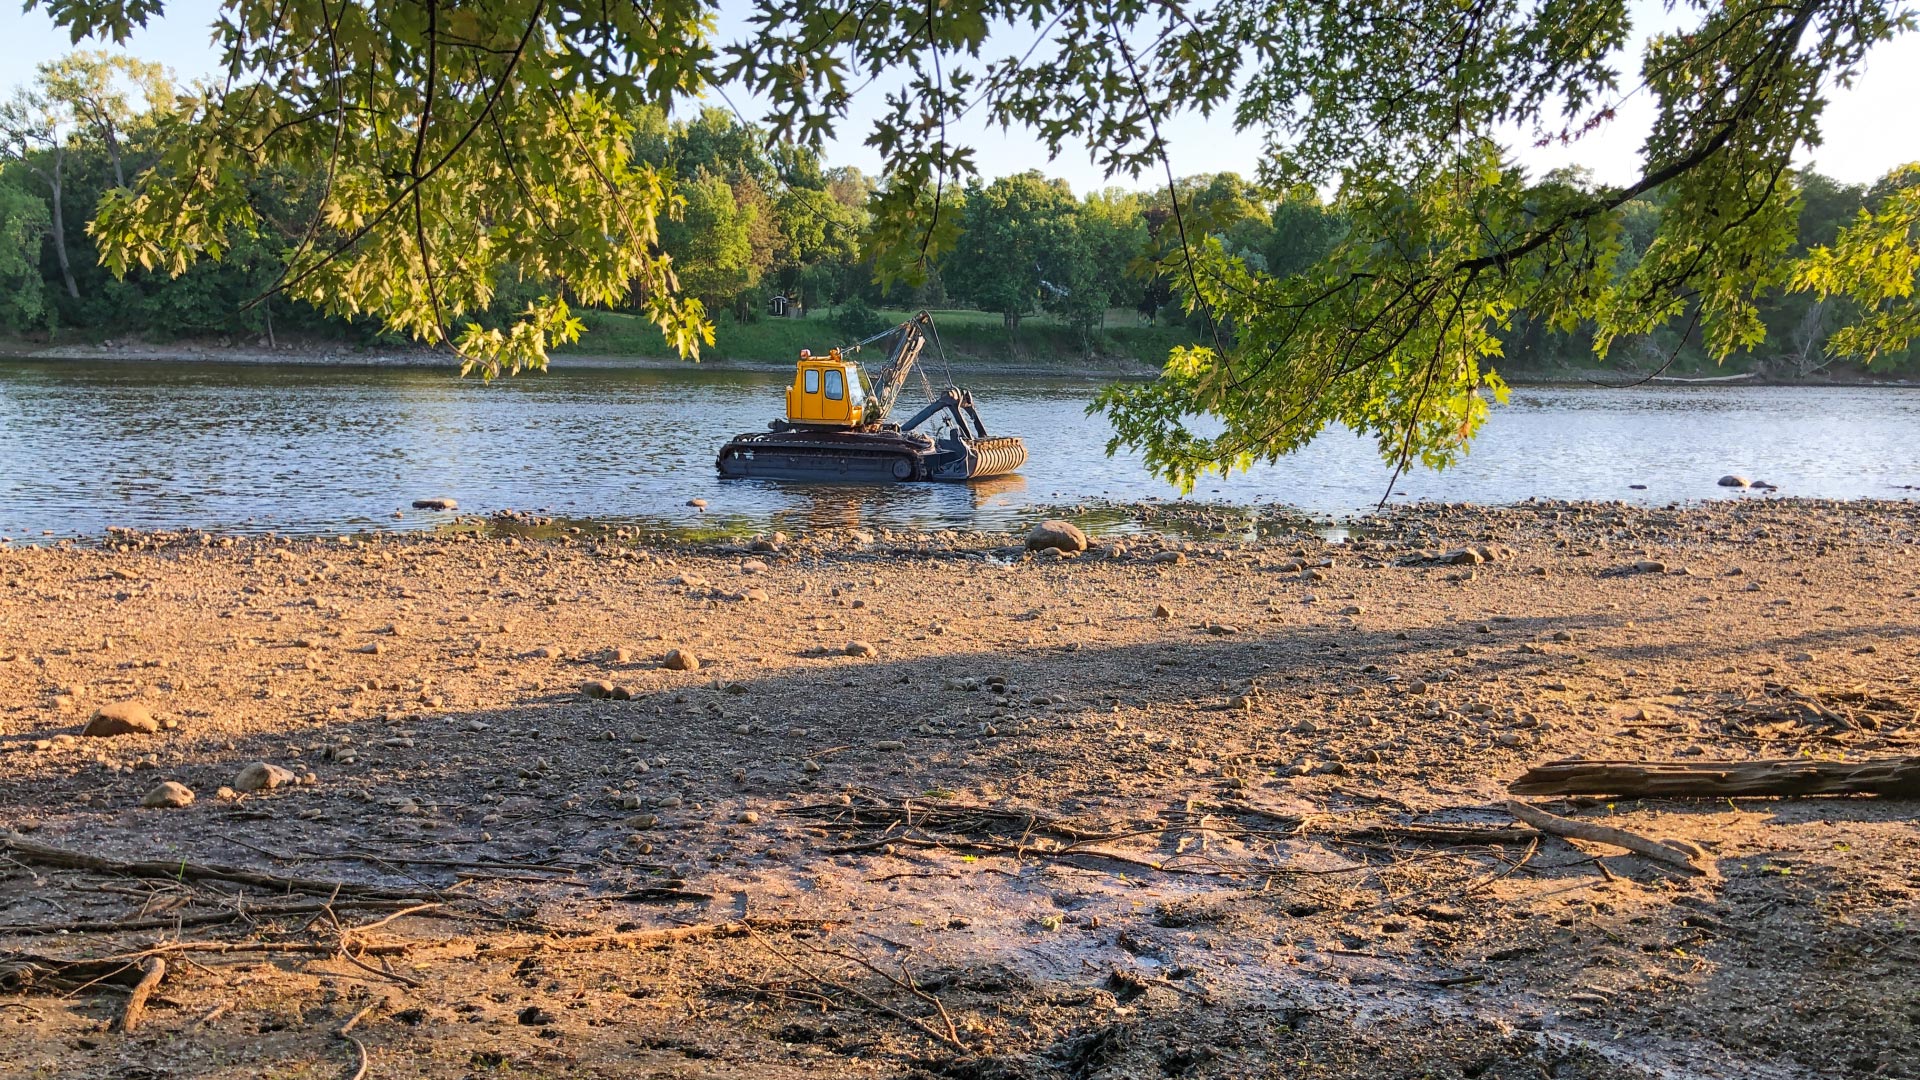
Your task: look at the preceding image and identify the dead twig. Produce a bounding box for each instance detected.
[111,957,165,1033]
[1506,800,1713,877]
[783,935,962,1047]
[743,926,965,1051]
[338,997,386,1035]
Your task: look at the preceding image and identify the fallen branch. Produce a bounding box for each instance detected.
[1505,801,1712,877]
[129,940,410,958]
[112,958,165,1033]
[1509,756,1920,798]
[0,833,425,899]
[0,899,432,937]
[743,926,965,1051]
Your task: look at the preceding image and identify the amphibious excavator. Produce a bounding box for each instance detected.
[715,312,1027,482]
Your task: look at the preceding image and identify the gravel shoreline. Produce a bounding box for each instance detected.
[3,498,1917,1078]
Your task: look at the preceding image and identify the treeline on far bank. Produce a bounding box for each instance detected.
[2,51,1914,375]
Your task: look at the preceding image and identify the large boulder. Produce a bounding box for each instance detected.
[83,701,157,737]
[1717,475,1751,488]
[1027,520,1088,554]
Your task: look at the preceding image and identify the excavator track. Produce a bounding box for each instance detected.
[716,429,1026,483]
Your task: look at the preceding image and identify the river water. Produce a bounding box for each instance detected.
[0,360,1915,539]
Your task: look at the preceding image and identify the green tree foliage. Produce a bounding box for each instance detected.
[945,171,1080,334]
[45,0,714,376]
[0,174,52,330]
[1050,189,1148,344]
[0,80,81,299]
[38,50,170,189]
[659,170,759,312]
[1795,166,1920,360]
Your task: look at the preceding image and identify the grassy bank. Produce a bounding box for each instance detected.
[563,306,1196,368]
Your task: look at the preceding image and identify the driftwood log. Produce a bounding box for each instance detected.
[1509,757,1920,798]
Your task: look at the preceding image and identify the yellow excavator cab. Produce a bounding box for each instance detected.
[785,350,875,428]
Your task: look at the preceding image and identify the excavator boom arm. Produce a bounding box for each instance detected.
[866,312,932,425]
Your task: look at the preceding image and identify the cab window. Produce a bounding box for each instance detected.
[824,369,845,401]
[804,369,820,394]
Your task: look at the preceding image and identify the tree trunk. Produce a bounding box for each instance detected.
[48,146,78,300]
[1509,756,1920,798]
[104,124,125,189]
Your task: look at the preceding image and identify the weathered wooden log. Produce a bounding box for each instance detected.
[1509,756,1920,798]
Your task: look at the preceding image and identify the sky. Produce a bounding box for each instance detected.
[4,0,1917,192]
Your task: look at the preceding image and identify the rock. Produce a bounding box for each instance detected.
[1717,475,1750,488]
[663,648,700,671]
[411,497,458,511]
[1417,904,1467,923]
[1632,560,1668,574]
[1153,603,1172,619]
[1026,520,1088,553]
[1204,623,1239,635]
[624,813,660,829]
[233,761,295,792]
[739,810,761,824]
[83,701,157,737]
[142,781,195,809]
[581,679,616,700]
[874,739,906,751]
[1442,548,1483,566]
[740,559,769,574]
[1150,550,1187,565]
[845,640,878,658]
